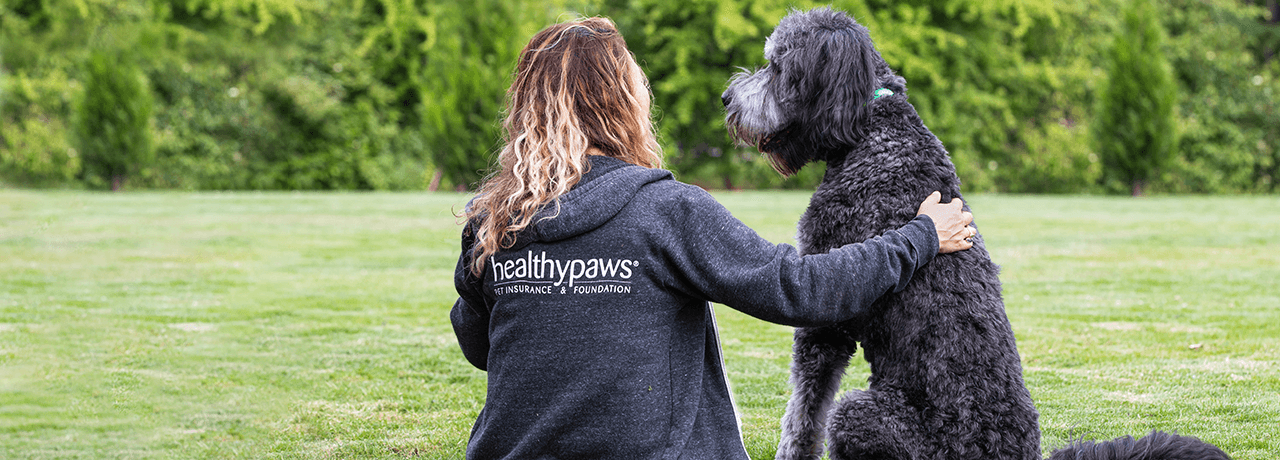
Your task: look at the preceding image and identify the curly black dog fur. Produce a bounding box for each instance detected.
[723,8,1229,460]
[1048,431,1230,460]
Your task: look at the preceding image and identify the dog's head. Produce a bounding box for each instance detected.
[723,8,903,175]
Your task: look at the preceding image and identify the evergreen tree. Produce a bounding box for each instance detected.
[1093,0,1177,196]
[73,49,155,191]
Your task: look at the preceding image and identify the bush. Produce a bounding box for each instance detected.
[1002,115,1102,194]
[1092,0,1177,196]
[1158,0,1280,193]
[73,50,155,191]
[0,72,81,186]
[142,3,436,191]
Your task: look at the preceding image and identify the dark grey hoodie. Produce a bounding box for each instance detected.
[452,155,937,459]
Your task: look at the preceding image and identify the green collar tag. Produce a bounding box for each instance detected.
[873,88,894,100]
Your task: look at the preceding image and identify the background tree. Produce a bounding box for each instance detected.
[73,49,155,191]
[1162,0,1280,193]
[1092,0,1177,196]
[3,0,1277,193]
[0,0,95,187]
[419,0,560,190]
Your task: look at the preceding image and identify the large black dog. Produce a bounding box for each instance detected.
[722,8,1230,460]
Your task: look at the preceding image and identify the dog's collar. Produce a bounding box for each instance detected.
[866,88,894,107]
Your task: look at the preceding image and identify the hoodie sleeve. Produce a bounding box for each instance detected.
[658,187,937,327]
[451,224,490,371]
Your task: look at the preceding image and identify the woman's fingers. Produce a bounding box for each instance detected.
[917,191,980,254]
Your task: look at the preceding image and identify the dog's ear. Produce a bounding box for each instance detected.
[790,24,878,151]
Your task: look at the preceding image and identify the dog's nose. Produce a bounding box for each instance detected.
[721,91,732,107]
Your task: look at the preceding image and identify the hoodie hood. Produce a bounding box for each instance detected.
[511,155,672,250]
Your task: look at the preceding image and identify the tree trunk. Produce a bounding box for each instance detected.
[111,175,124,192]
[428,169,444,192]
[1131,180,1144,197]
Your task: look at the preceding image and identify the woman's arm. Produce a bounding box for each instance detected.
[659,188,968,327]
[451,298,490,371]
[451,225,491,371]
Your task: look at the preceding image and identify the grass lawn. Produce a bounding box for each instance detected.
[1,190,1276,459]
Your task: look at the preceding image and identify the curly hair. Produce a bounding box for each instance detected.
[465,17,662,276]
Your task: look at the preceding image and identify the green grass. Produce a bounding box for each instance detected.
[1,191,1276,459]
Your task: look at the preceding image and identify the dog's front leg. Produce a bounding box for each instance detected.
[776,324,858,460]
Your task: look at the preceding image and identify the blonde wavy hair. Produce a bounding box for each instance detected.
[465,17,662,276]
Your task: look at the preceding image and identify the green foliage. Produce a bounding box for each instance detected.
[143,0,436,190]
[416,0,560,190]
[73,49,155,190]
[0,0,92,187]
[1093,0,1178,196]
[1,0,1278,192]
[0,72,82,186]
[1004,115,1102,193]
[1159,0,1279,193]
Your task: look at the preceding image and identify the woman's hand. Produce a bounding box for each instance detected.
[916,191,976,254]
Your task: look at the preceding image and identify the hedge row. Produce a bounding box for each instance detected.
[1,0,1277,193]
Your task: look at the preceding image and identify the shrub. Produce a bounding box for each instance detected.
[1092,0,1178,196]
[0,72,81,186]
[73,50,155,191]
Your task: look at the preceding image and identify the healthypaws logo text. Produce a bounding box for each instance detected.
[490,250,639,295]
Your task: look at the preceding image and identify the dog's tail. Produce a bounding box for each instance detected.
[1046,430,1230,460]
